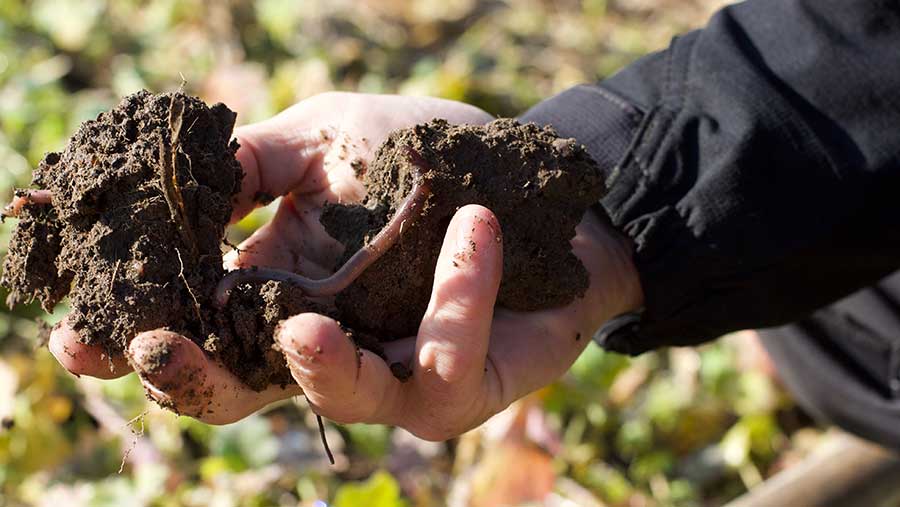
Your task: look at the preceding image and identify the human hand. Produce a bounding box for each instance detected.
[49,93,644,437]
[48,92,494,422]
[274,204,642,440]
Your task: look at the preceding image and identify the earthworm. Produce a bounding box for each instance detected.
[213,146,433,308]
[2,190,53,218]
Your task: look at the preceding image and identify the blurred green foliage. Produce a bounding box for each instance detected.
[0,0,825,506]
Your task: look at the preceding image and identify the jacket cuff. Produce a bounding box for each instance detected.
[520,84,655,353]
[519,84,645,187]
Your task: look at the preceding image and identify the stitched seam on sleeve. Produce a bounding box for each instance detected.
[582,85,644,124]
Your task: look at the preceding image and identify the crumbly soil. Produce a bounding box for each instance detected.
[321,118,603,338]
[2,92,603,393]
[1,90,317,390]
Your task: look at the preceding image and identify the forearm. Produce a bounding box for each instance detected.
[522,0,900,353]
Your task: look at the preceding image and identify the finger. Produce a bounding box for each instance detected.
[231,113,365,222]
[230,115,328,222]
[413,205,503,409]
[223,197,343,276]
[277,313,404,425]
[48,318,130,380]
[128,330,302,425]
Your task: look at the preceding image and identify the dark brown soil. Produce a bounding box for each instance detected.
[321,118,603,338]
[1,90,314,390]
[4,90,239,349]
[2,91,603,394]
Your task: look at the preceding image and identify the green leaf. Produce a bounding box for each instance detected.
[255,0,303,45]
[569,343,631,391]
[208,415,279,470]
[344,424,391,459]
[615,418,653,458]
[31,0,103,51]
[332,470,408,507]
[584,463,634,505]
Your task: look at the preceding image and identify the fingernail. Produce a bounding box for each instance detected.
[281,342,321,378]
[128,334,191,392]
[456,212,478,253]
[454,210,499,263]
[277,326,313,376]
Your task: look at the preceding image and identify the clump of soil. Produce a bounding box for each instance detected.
[1,90,316,390]
[211,280,327,389]
[321,119,603,337]
[2,91,603,394]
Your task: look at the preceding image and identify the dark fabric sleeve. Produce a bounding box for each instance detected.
[521,0,900,354]
[759,270,900,449]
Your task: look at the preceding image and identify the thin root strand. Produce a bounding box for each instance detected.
[317,413,335,465]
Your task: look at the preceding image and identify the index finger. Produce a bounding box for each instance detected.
[230,113,332,222]
[410,206,504,423]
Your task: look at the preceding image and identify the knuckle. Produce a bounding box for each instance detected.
[422,301,478,345]
[419,341,477,386]
[428,293,471,322]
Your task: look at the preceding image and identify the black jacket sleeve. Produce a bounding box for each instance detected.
[520,0,900,354]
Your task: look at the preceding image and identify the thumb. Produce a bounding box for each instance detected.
[127,330,301,424]
[413,204,503,404]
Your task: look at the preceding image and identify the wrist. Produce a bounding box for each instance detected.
[614,232,645,316]
[589,227,646,351]
[575,207,644,337]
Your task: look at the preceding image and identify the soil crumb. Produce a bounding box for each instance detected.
[321,118,603,338]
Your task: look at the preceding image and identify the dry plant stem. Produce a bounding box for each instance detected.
[160,96,199,259]
[2,190,53,218]
[214,147,433,308]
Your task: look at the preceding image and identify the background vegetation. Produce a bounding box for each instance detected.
[0,1,828,506]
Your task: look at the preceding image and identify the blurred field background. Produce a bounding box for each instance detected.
[0,1,829,506]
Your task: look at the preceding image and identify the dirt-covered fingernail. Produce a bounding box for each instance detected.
[128,332,202,392]
[453,206,501,266]
[276,314,334,376]
[128,332,210,416]
[141,379,168,404]
[281,345,317,377]
[129,334,173,375]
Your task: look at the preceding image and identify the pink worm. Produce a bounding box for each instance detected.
[2,190,53,218]
[213,147,433,308]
